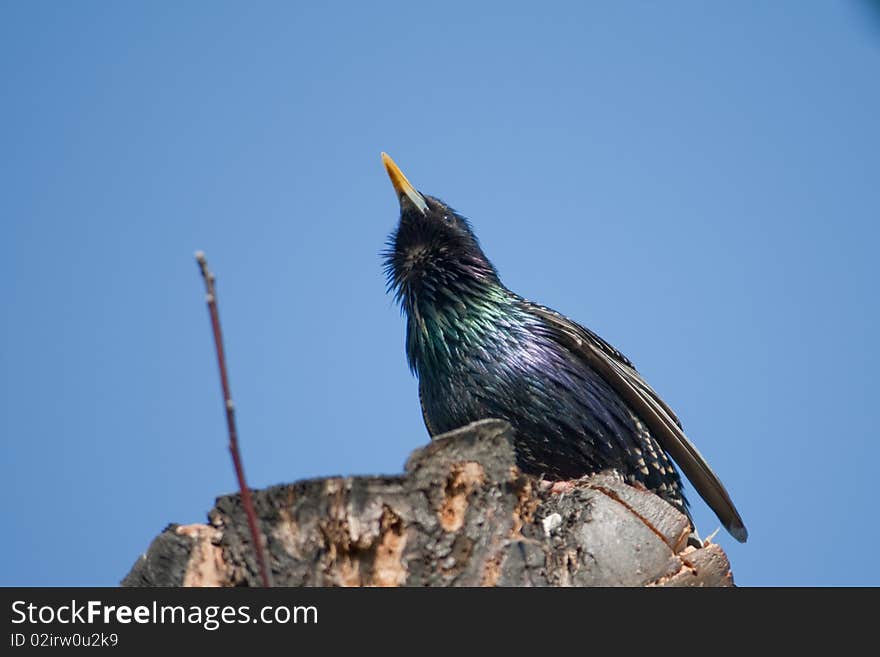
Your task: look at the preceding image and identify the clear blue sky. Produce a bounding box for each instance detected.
[2,2,878,587]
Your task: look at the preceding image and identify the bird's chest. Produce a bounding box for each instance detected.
[415,324,546,436]
[418,361,492,435]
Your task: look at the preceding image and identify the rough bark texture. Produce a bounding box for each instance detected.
[123,419,734,587]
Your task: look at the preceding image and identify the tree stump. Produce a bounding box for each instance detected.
[123,419,734,587]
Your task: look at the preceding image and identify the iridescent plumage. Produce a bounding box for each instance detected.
[381,154,747,542]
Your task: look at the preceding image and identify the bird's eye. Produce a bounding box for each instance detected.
[443,214,455,224]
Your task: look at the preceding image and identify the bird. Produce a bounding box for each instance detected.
[380,152,747,543]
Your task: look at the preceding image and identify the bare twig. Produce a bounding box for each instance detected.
[194,251,273,587]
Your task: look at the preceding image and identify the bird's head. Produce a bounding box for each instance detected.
[381,153,499,306]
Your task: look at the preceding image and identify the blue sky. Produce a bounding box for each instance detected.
[2,2,878,586]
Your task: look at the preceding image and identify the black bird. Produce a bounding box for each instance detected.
[381,153,747,542]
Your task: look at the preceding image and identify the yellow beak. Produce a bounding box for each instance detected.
[381,152,428,214]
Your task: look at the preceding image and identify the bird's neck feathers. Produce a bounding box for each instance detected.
[386,239,514,377]
[385,201,529,377]
[404,277,513,375]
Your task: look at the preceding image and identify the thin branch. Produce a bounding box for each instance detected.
[194,251,273,587]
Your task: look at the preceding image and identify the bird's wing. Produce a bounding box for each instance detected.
[525,302,748,543]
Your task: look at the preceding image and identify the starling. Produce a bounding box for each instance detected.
[381,153,748,543]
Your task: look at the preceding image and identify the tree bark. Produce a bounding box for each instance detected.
[123,419,734,587]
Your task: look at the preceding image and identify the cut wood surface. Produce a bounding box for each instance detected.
[123,419,734,587]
